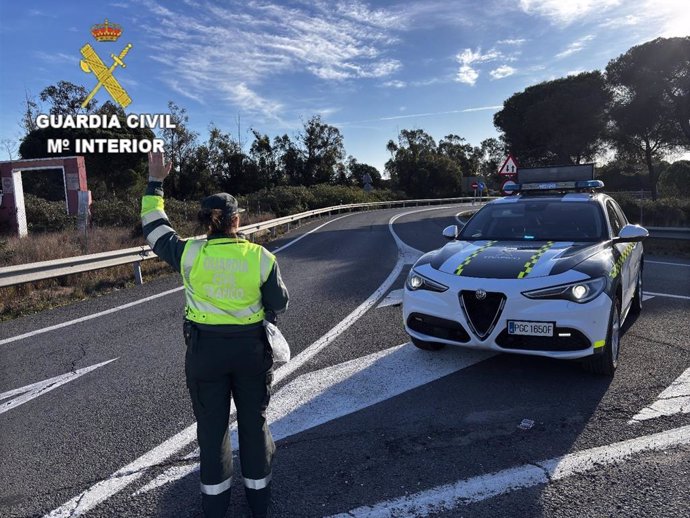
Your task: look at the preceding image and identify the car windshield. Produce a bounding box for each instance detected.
[460,199,606,242]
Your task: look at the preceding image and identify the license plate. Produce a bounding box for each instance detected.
[508,320,554,337]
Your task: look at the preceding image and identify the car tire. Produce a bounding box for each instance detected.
[583,297,621,376]
[630,267,643,315]
[411,337,445,351]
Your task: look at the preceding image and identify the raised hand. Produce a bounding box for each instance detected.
[148,151,172,181]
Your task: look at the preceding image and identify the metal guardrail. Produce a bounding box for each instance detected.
[645,227,690,240]
[0,197,486,288]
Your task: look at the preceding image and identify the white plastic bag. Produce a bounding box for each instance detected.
[263,320,291,363]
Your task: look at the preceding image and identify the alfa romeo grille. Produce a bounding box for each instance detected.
[459,290,506,339]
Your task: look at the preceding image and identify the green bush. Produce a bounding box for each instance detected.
[24,194,76,232]
[615,195,690,227]
[243,186,315,217]
[242,185,404,217]
[91,197,139,228]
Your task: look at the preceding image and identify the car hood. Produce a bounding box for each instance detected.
[429,240,606,279]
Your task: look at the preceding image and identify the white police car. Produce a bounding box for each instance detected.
[403,165,648,375]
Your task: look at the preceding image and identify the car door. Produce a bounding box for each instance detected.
[606,200,634,309]
[611,199,642,307]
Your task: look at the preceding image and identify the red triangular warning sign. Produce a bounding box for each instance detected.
[499,154,518,176]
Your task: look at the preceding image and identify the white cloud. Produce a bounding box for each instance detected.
[648,0,690,37]
[334,105,503,125]
[454,47,504,86]
[519,0,621,24]
[490,65,516,79]
[599,14,641,29]
[456,65,479,86]
[141,0,404,122]
[555,34,595,59]
[497,39,527,45]
[382,80,407,88]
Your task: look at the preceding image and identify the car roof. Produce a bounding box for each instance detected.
[491,192,606,204]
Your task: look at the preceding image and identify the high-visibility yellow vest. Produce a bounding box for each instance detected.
[181,237,275,325]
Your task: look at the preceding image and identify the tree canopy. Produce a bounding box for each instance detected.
[494,71,610,166]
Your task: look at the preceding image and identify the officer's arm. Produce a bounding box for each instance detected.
[261,261,289,322]
[140,180,186,272]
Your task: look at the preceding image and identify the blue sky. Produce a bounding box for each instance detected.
[0,0,688,172]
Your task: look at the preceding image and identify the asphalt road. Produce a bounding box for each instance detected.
[1,205,689,518]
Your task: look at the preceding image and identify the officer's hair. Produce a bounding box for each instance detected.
[198,208,239,235]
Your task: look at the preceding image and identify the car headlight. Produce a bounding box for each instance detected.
[406,270,448,292]
[522,277,606,304]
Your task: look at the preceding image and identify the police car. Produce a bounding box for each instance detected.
[403,165,648,375]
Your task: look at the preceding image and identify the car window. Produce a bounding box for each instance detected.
[610,199,629,227]
[606,200,625,236]
[460,199,606,242]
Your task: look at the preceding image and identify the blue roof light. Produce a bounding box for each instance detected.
[503,179,605,194]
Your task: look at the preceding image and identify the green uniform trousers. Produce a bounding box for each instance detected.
[185,322,275,518]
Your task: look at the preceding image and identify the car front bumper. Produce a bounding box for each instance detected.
[402,270,612,360]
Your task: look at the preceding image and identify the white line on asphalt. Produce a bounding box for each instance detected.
[630,367,690,423]
[646,260,690,267]
[377,289,403,308]
[134,342,492,495]
[642,294,655,302]
[0,288,184,346]
[45,206,446,517]
[643,291,690,301]
[0,359,118,415]
[2,214,356,348]
[270,214,353,254]
[327,424,690,518]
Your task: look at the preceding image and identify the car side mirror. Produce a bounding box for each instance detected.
[442,225,458,240]
[616,224,648,243]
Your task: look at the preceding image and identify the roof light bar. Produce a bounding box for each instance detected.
[503,179,604,193]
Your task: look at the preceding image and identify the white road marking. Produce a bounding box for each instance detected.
[377,289,403,308]
[630,367,690,423]
[646,260,690,267]
[270,214,353,254]
[135,342,492,495]
[45,206,449,517]
[327,424,690,518]
[455,211,470,226]
[642,294,655,302]
[643,291,690,301]
[0,289,184,346]
[0,359,118,415]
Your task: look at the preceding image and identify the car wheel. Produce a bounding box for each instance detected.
[630,267,643,315]
[583,298,621,376]
[411,337,445,351]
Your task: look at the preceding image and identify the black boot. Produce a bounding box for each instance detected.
[245,484,271,518]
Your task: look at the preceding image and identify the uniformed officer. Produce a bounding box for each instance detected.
[140,152,289,518]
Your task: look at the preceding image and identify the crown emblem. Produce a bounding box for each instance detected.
[90,19,122,42]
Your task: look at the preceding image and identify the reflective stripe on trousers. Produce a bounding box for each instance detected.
[201,476,232,496]
[244,472,272,490]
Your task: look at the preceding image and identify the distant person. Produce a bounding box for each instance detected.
[140,152,289,518]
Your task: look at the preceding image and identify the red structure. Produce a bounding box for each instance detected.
[0,156,88,237]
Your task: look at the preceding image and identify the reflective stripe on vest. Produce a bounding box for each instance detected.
[181,238,274,325]
[141,209,168,226]
[146,224,175,248]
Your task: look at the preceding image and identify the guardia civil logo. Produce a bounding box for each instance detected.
[79,19,133,108]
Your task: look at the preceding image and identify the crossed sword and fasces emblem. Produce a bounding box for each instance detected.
[80,43,132,108]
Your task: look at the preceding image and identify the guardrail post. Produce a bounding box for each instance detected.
[133,261,143,285]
